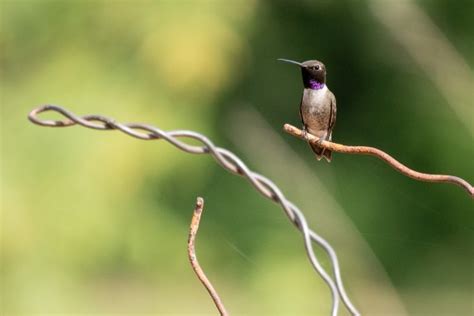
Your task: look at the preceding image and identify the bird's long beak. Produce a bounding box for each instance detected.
[278,58,304,67]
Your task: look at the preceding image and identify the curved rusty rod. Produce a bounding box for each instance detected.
[284,124,474,197]
[188,197,229,316]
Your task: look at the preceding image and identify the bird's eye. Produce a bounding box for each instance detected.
[315,65,320,70]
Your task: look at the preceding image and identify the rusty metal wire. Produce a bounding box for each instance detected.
[285,124,474,197]
[188,197,229,316]
[28,104,360,316]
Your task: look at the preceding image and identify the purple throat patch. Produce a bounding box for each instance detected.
[309,79,325,90]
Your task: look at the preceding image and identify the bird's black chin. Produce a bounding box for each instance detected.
[302,68,325,88]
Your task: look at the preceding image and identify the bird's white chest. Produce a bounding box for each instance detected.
[302,86,329,109]
[300,86,332,135]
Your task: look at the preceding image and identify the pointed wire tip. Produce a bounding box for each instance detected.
[195,197,204,212]
[277,58,304,66]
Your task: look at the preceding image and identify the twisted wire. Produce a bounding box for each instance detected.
[28,104,360,316]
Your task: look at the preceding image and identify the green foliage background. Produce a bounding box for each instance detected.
[2,1,473,315]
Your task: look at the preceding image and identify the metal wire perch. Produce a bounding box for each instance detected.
[284,124,473,197]
[28,104,360,316]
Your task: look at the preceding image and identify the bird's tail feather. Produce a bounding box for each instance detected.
[309,143,332,162]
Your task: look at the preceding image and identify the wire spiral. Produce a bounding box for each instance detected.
[28,104,361,316]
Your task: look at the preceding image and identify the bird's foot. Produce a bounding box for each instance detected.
[302,127,310,141]
[315,132,329,147]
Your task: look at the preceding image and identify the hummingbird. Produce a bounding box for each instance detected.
[279,58,336,162]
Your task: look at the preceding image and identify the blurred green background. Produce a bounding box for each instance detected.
[2,0,473,315]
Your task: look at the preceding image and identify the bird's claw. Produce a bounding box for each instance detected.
[302,127,310,141]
